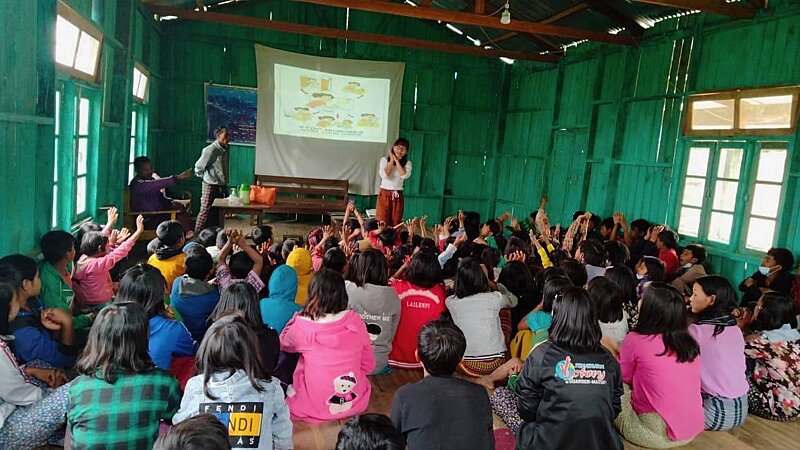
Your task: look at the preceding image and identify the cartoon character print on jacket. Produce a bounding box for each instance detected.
[328,372,358,415]
[366,323,383,342]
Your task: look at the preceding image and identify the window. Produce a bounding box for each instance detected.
[75,96,91,217]
[132,64,149,102]
[677,140,790,253]
[56,2,103,82]
[685,86,800,136]
[53,90,61,228]
[129,105,148,183]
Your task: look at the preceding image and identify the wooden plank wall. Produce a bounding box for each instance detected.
[497,1,800,288]
[153,0,504,221]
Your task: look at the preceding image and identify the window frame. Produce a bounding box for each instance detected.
[685,85,800,137]
[56,1,104,84]
[132,62,150,104]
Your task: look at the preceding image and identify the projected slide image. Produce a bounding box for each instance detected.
[274,64,390,143]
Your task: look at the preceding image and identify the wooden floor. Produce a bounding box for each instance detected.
[291,369,800,450]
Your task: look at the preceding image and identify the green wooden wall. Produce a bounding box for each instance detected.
[0,0,160,255]
[497,1,800,286]
[153,0,504,221]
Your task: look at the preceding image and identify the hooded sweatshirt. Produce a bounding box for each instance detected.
[280,310,375,423]
[286,248,312,306]
[170,275,220,342]
[260,265,301,334]
[147,247,186,288]
[345,281,401,373]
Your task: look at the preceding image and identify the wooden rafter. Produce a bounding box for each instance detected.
[633,0,759,19]
[146,5,558,62]
[419,0,434,6]
[474,0,486,15]
[488,3,590,52]
[289,0,636,45]
[585,0,646,37]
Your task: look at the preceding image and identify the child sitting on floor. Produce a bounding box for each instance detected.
[117,264,197,372]
[38,230,94,333]
[174,313,292,450]
[280,269,374,423]
[259,264,300,334]
[155,414,231,450]
[0,255,77,368]
[217,229,265,293]
[170,248,220,342]
[588,277,629,353]
[73,215,144,309]
[688,275,749,431]
[346,248,401,375]
[391,320,493,450]
[741,292,800,421]
[635,256,666,299]
[336,414,404,450]
[0,277,70,450]
[738,247,795,306]
[68,302,181,449]
[148,220,188,288]
[615,282,703,448]
[285,247,312,306]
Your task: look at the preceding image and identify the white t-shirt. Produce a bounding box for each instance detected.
[379,157,412,191]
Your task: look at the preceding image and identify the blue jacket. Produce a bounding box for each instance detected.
[259,265,300,334]
[174,369,292,450]
[170,276,220,342]
[149,315,198,370]
[9,298,76,369]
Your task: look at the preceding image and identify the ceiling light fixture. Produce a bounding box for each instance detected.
[500,2,511,25]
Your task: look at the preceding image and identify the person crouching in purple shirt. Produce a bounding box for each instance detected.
[129,156,195,235]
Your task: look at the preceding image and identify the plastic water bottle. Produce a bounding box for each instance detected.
[228,187,238,204]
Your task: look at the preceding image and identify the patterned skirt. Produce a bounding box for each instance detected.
[458,356,507,377]
[703,393,748,431]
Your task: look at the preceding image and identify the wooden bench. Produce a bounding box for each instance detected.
[213,175,349,227]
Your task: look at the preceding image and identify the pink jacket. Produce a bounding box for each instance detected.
[280,310,374,423]
[73,236,137,306]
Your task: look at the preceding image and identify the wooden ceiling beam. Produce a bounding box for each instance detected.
[289,0,636,45]
[474,0,486,15]
[633,0,759,19]
[585,0,646,37]
[419,0,434,6]
[145,5,558,62]
[486,3,589,52]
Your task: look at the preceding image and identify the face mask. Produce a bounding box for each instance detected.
[682,263,693,269]
[636,274,645,280]
[758,266,771,276]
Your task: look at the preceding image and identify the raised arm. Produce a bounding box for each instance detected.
[235,231,264,276]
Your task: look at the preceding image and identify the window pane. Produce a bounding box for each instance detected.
[756,148,787,182]
[682,177,705,207]
[712,180,738,212]
[74,32,100,75]
[717,147,743,179]
[78,98,90,135]
[129,163,134,183]
[751,183,782,218]
[678,207,702,237]
[132,68,142,97]
[740,95,794,129]
[76,176,86,215]
[691,99,735,130]
[52,186,58,228]
[77,138,88,175]
[137,75,148,100]
[54,138,59,181]
[55,91,60,135]
[745,217,776,252]
[708,212,733,244]
[55,16,80,67]
[131,111,137,138]
[686,147,710,177]
[130,137,136,161]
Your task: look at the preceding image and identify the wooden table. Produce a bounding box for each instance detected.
[211,198,271,227]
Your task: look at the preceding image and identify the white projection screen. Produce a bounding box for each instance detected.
[255,45,404,195]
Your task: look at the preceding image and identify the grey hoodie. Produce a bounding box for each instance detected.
[194,141,228,186]
[174,370,293,450]
[345,281,401,373]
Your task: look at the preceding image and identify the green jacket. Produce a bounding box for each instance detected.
[39,261,92,331]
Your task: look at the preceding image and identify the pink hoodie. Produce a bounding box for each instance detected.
[73,236,137,306]
[280,310,374,423]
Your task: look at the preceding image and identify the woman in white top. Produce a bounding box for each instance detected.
[376,138,412,226]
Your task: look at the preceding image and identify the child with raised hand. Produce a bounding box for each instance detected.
[211,282,280,374]
[391,320,493,450]
[516,287,623,450]
[280,269,374,423]
[173,313,292,450]
[615,283,703,448]
[0,283,70,450]
[217,228,265,292]
[38,230,94,332]
[346,248,401,375]
[0,255,77,368]
[117,264,197,372]
[68,302,182,450]
[688,275,749,431]
[741,292,800,421]
[74,214,144,309]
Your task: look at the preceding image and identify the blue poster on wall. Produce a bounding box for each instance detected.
[205,83,258,146]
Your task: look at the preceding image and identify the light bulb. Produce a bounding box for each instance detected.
[500,3,511,25]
